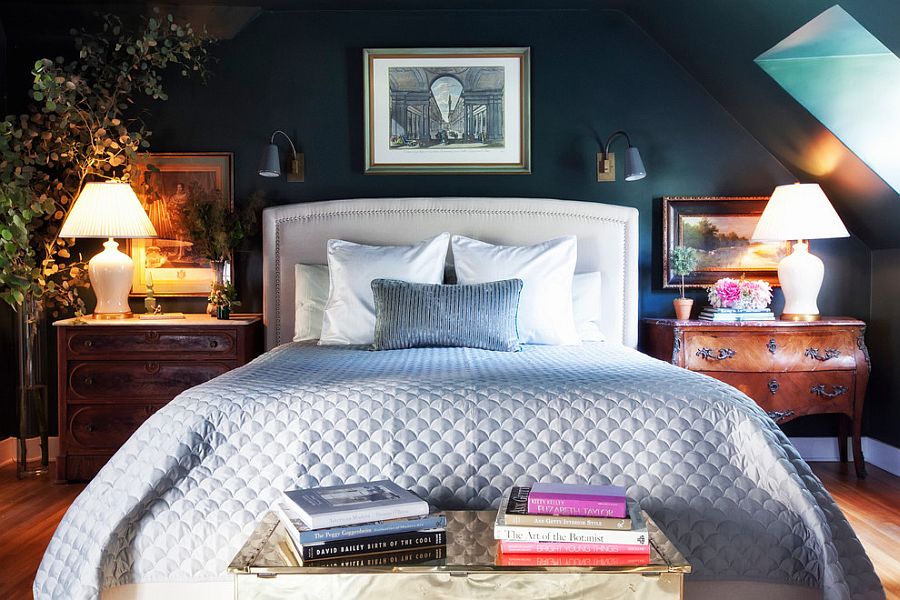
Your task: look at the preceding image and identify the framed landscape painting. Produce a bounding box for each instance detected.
[364,47,531,174]
[662,196,789,289]
[128,152,234,297]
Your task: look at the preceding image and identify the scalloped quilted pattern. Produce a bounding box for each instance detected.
[34,343,884,599]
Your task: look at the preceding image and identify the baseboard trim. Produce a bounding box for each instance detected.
[0,436,60,467]
[789,436,900,477]
[3,435,898,477]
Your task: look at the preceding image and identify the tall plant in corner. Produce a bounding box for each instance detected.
[670,246,699,321]
[0,10,212,476]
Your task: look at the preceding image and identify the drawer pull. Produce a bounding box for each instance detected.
[145,362,160,374]
[85,423,96,432]
[83,377,93,386]
[84,340,93,348]
[696,347,736,361]
[768,379,779,395]
[766,338,777,354]
[209,340,218,348]
[145,331,160,343]
[810,384,848,398]
[766,410,794,423]
[805,347,840,362]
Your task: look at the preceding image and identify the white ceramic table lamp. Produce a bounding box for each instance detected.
[751,183,849,321]
[58,181,157,319]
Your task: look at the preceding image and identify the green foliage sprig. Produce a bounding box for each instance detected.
[670,245,699,299]
[182,189,264,262]
[0,10,212,315]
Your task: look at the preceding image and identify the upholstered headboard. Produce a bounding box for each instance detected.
[262,197,639,350]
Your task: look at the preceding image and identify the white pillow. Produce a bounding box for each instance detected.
[293,264,329,342]
[294,265,603,343]
[319,233,451,345]
[573,271,604,342]
[451,235,580,345]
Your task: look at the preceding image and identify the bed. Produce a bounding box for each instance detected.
[35,197,884,600]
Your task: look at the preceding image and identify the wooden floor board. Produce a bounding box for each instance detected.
[811,462,900,599]
[0,464,85,600]
[0,461,896,599]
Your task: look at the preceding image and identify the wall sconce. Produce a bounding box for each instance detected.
[258,130,304,182]
[597,131,646,182]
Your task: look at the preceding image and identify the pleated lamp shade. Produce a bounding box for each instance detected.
[623,146,646,181]
[752,183,849,241]
[59,182,157,239]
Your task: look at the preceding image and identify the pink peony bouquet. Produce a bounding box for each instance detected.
[707,278,772,310]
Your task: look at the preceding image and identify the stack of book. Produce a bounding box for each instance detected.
[699,307,775,321]
[276,480,447,567]
[494,484,651,566]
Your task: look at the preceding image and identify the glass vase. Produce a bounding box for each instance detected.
[16,293,49,478]
[206,259,231,316]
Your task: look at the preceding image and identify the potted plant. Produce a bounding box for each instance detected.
[670,246,699,320]
[180,189,263,313]
[208,282,240,320]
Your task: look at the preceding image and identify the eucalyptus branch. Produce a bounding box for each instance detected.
[0,10,213,314]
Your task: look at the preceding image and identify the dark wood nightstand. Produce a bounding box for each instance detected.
[54,314,263,482]
[643,318,870,478]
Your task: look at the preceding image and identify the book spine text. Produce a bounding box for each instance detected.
[303,530,445,561]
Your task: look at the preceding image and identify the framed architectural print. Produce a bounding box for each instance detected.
[662,196,790,289]
[364,47,531,174]
[128,152,234,296]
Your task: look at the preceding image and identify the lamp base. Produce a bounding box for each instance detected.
[88,239,135,318]
[777,241,824,321]
[780,313,821,322]
[93,311,133,320]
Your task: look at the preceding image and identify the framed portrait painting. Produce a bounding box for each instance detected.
[364,47,531,174]
[662,196,790,289]
[128,152,234,297]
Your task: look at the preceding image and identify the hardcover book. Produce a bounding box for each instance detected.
[298,528,446,561]
[495,501,648,546]
[526,483,627,518]
[497,551,651,567]
[275,502,447,545]
[498,540,649,555]
[504,487,632,530]
[283,480,429,529]
[305,545,446,568]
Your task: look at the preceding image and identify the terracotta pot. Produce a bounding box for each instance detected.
[673,298,694,321]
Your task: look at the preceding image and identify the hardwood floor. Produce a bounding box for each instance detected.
[0,461,896,599]
[0,464,85,600]
[811,462,900,599]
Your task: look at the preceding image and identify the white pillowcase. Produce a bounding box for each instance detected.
[319,233,451,345]
[294,266,603,343]
[293,264,329,342]
[451,235,580,345]
[572,271,604,342]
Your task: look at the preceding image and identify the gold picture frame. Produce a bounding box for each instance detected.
[128,152,234,297]
[662,196,790,289]
[364,47,531,174]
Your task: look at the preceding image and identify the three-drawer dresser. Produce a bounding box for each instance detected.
[643,318,870,478]
[54,314,263,481]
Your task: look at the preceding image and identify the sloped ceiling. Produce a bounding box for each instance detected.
[623,0,900,249]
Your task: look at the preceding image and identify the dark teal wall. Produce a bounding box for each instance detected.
[0,6,875,440]
[148,7,848,319]
[869,250,900,445]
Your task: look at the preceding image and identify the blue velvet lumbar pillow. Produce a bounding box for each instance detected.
[371,278,523,352]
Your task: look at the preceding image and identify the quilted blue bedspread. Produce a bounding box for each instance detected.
[35,342,884,599]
